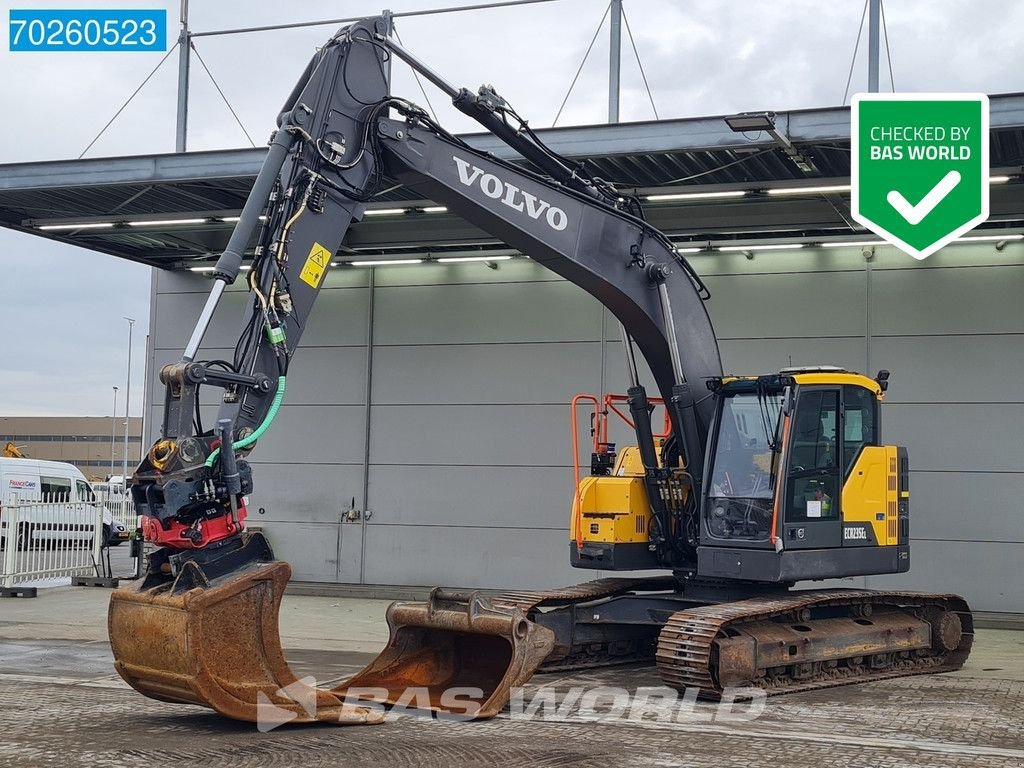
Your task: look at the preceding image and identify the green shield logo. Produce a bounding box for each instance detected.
[851,93,989,260]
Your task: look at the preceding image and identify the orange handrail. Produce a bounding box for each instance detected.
[569,392,673,550]
[601,394,672,438]
[570,394,601,550]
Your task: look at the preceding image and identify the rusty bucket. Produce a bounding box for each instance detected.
[109,537,554,725]
[109,558,384,726]
[341,589,556,719]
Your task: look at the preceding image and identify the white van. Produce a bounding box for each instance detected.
[0,457,127,548]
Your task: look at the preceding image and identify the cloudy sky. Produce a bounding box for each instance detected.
[2,0,1023,416]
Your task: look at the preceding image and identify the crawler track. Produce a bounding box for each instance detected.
[486,579,974,698]
[656,590,973,698]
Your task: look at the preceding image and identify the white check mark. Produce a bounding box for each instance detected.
[886,170,961,225]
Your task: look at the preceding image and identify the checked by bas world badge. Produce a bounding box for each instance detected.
[851,93,989,260]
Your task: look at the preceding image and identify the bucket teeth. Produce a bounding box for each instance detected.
[108,538,554,725]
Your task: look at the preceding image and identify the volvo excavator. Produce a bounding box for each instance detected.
[108,16,973,726]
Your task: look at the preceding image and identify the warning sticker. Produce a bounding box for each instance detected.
[299,242,331,288]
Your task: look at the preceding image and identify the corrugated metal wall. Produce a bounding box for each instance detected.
[148,242,1024,613]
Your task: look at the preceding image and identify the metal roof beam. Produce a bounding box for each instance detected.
[3,92,1022,194]
[0,149,267,191]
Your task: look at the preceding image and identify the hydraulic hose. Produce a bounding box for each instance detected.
[204,376,287,468]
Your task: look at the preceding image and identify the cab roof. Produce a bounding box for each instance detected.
[719,368,884,397]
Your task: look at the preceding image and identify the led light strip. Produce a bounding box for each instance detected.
[189,265,252,272]
[959,232,1024,242]
[362,208,408,217]
[820,240,881,248]
[38,222,115,231]
[766,184,850,196]
[349,258,423,266]
[436,255,513,263]
[645,190,746,201]
[718,243,804,252]
[128,218,207,227]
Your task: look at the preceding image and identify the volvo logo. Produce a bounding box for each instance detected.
[453,155,568,231]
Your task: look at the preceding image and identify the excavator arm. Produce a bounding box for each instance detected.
[130,15,720,562]
[112,15,723,725]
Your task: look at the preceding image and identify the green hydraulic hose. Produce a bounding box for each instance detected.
[204,376,286,468]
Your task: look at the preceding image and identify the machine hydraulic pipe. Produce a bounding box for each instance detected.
[657,281,705,492]
[619,323,641,389]
[382,32,607,205]
[377,34,460,99]
[216,418,242,498]
[626,385,660,473]
[182,127,298,362]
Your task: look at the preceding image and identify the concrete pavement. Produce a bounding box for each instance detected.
[0,584,1022,767]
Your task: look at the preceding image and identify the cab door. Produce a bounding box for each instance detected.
[782,386,843,549]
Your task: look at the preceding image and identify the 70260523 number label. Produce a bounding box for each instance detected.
[9,9,167,52]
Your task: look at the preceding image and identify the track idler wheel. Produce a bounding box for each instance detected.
[933,610,964,652]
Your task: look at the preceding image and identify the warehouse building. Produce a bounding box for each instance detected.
[0,416,142,478]
[1,95,1022,614]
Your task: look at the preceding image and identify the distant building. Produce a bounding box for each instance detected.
[0,416,143,480]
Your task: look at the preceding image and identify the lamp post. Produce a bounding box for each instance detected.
[122,318,135,488]
[110,386,118,479]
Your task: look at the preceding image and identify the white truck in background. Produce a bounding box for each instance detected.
[0,457,128,547]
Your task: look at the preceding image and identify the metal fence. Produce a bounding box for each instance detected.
[91,486,140,530]
[108,495,140,534]
[0,494,104,588]
[90,488,147,581]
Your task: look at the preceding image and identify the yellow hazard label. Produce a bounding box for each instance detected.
[299,242,331,288]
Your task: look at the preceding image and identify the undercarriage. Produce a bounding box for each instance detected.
[108,532,973,724]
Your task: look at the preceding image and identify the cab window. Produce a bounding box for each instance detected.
[40,475,72,502]
[76,480,96,502]
[842,385,877,476]
[785,389,840,522]
[704,390,783,542]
